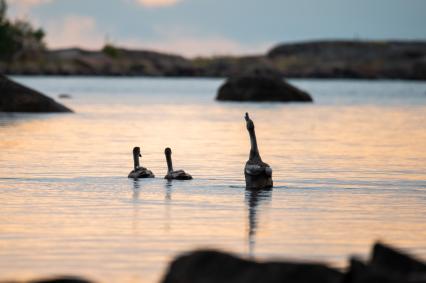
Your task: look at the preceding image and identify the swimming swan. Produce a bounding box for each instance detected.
[164,147,192,180]
[244,113,273,189]
[128,147,155,179]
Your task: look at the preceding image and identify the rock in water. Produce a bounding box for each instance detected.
[0,75,73,113]
[216,74,313,102]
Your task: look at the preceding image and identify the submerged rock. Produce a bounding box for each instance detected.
[216,73,313,102]
[0,75,73,113]
[58,94,72,99]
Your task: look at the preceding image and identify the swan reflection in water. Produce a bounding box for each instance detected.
[163,180,174,231]
[131,179,142,236]
[165,180,173,201]
[245,188,272,257]
[132,179,141,201]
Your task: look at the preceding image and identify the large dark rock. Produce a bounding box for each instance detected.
[162,243,426,283]
[3,277,94,283]
[371,243,426,275]
[161,250,343,283]
[216,74,313,102]
[343,243,426,283]
[0,75,72,112]
[29,277,93,283]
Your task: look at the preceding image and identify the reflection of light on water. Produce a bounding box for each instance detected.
[164,180,173,232]
[245,189,272,258]
[0,78,425,283]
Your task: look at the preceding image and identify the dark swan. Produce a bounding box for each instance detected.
[244,113,273,190]
[164,147,192,180]
[128,147,155,179]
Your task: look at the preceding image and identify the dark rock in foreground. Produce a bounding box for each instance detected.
[162,243,426,283]
[216,74,313,102]
[162,250,342,283]
[2,243,425,283]
[0,75,73,113]
[29,277,93,283]
[3,276,93,283]
[344,243,426,283]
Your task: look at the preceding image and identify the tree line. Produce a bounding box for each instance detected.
[0,0,45,60]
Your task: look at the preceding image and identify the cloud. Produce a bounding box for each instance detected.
[7,0,51,5]
[120,24,271,57]
[44,15,105,50]
[43,17,269,56]
[135,0,181,8]
[7,0,52,16]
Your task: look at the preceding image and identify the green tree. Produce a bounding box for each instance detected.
[0,0,45,60]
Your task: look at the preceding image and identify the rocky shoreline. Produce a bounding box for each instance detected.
[1,40,425,80]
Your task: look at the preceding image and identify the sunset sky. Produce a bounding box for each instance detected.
[6,0,426,57]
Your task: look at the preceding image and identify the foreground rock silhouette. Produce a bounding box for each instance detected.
[344,243,426,283]
[0,75,73,113]
[161,243,426,283]
[216,73,313,102]
[3,243,425,283]
[29,277,92,283]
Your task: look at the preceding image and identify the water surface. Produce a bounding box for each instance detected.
[1,77,425,283]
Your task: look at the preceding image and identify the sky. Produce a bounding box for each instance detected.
[6,0,426,57]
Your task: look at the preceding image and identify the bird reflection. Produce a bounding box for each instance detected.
[164,180,174,231]
[245,188,272,258]
[165,180,173,201]
[131,179,142,236]
[132,179,141,201]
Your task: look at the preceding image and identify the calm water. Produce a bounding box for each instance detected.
[1,77,426,283]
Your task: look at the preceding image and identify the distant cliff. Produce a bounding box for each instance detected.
[267,41,426,80]
[1,40,425,80]
[0,47,195,76]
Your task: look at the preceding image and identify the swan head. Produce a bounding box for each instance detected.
[165,147,172,156]
[245,112,254,131]
[133,147,142,157]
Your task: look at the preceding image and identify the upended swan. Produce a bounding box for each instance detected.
[244,113,273,190]
[164,147,192,180]
[128,147,155,179]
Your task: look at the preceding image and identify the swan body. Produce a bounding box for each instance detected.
[164,147,192,180]
[244,113,273,190]
[128,147,155,179]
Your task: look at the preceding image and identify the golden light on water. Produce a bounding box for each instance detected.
[0,78,425,282]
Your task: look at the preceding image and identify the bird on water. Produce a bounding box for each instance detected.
[128,147,155,179]
[244,113,273,190]
[164,147,192,180]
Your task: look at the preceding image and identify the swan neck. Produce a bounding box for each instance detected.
[248,128,261,161]
[166,152,174,173]
[133,152,140,170]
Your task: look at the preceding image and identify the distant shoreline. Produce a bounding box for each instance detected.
[1,40,425,80]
